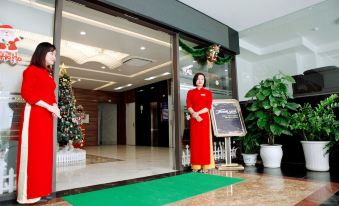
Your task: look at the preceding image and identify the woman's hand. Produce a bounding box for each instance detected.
[36,100,60,118]
[192,112,199,118]
[48,104,61,118]
[195,115,203,122]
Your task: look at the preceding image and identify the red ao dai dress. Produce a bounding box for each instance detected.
[186,88,215,170]
[17,65,56,203]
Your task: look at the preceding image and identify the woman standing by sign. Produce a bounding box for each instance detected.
[16,42,60,204]
[186,72,215,173]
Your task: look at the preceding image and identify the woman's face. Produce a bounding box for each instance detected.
[196,75,205,88]
[45,50,56,67]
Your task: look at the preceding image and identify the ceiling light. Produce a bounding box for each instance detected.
[78,78,81,81]
[60,40,128,68]
[101,66,106,69]
[80,31,86,35]
[162,72,171,76]
[140,46,146,50]
[150,87,155,90]
[145,76,156,81]
[114,86,123,90]
[126,84,132,87]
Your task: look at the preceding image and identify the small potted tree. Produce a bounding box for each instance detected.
[245,73,300,168]
[239,131,261,166]
[290,94,339,171]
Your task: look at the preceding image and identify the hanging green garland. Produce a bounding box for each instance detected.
[179,39,233,68]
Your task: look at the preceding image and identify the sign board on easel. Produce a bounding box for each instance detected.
[210,99,247,170]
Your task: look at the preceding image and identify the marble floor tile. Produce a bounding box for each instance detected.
[3,145,337,205]
[56,145,176,191]
[170,170,329,206]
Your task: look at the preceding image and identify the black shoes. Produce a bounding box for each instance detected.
[37,195,54,203]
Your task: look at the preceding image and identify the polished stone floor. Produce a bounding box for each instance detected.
[56,145,175,191]
[2,145,338,205]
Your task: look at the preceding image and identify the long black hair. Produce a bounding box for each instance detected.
[192,72,207,87]
[30,42,56,73]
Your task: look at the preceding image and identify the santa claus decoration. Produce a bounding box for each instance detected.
[0,24,22,65]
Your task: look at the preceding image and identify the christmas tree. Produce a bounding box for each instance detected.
[57,64,83,146]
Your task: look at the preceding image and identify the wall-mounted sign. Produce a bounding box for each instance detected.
[0,24,22,66]
[210,99,247,137]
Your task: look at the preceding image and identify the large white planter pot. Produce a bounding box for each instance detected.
[260,144,283,168]
[242,153,258,166]
[301,141,330,171]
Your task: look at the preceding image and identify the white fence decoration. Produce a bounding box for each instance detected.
[56,140,86,165]
[56,148,86,165]
[0,158,16,195]
[182,142,238,166]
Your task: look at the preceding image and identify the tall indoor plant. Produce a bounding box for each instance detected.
[290,94,339,171]
[245,73,300,168]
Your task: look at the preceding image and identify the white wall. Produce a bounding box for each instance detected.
[237,53,300,101]
[236,57,253,101]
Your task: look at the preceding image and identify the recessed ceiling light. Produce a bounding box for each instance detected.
[162,72,171,76]
[140,46,146,50]
[114,86,123,90]
[126,84,132,87]
[80,31,86,35]
[78,78,81,81]
[144,76,156,81]
[101,66,106,69]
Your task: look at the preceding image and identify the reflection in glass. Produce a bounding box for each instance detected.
[179,38,234,167]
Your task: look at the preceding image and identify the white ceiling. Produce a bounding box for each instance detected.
[180,0,339,67]
[239,0,339,65]
[178,0,326,32]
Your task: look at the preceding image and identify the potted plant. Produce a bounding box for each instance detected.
[290,94,339,171]
[239,131,261,166]
[244,73,300,168]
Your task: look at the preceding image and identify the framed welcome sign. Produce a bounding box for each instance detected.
[210,99,247,137]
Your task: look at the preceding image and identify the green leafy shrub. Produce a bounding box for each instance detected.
[245,74,300,145]
[290,94,339,153]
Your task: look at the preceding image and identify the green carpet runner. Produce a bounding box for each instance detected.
[63,172,244,206]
